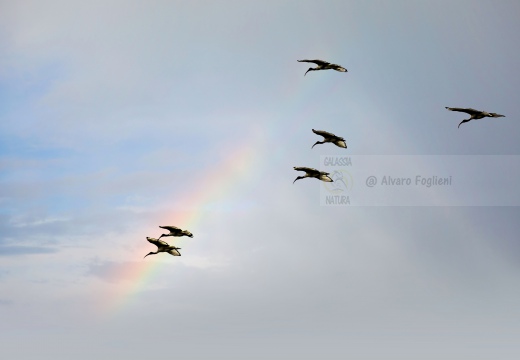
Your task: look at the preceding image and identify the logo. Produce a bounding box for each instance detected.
[320,156,353,206]
[322,169,353,194]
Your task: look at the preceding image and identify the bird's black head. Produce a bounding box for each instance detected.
[304,68,314,76]
[490,113,505,118]
[144,252,155,259]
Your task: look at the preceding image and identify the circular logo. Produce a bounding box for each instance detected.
[322,170,353,194]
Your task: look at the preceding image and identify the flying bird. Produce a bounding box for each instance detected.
[445,107,505,128]
[158,225,193,240]
[297,59,347,76]
[311,129,347,149]
[144,237,181,258]
[293,167,333,184]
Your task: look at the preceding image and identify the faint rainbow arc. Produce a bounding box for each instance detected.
[102,139,259,314]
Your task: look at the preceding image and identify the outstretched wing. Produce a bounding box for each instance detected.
[167,248,181,256]
[445,107,481,116]
[159,225,181,233]
[297,59,330,66]
[147,237,170,247]
[294,166,320,175]
[312,129,340,139]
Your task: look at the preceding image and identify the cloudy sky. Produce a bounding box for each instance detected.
[1,1,520,359]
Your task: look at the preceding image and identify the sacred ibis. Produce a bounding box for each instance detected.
[144,237,181,258]
[445,107,505,128]
[293,167,333,184]
[297,59,347,76]
[311,129,347,149]
[158,225,193,240]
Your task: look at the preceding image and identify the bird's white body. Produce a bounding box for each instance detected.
[319,174,334,182]
[335,140,347,148]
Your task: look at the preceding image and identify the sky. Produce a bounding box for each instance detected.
[1,0,520,359]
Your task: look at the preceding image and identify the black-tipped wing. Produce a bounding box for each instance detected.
[294,167,329,176]
[298,59,330,66]
[160,225,182,233]
[445,107,482,116]
[147,237,170,248]
[294,166,320,175]
[312,129,342,140]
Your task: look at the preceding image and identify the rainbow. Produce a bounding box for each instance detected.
[100,137,259,314]
[100,62,348,314]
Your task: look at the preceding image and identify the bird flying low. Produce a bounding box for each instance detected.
[297,59,347,76]
[293,167,333,183]
[445,107,505,128]
[158,225,193,240]
[311,129,347,149]
[144,237,181,258]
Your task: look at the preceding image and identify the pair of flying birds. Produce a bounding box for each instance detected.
[298,59,506,128]
[293,128,347,184]
[144,226,193,259]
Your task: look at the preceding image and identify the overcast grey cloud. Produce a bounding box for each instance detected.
[1,1,520,359]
